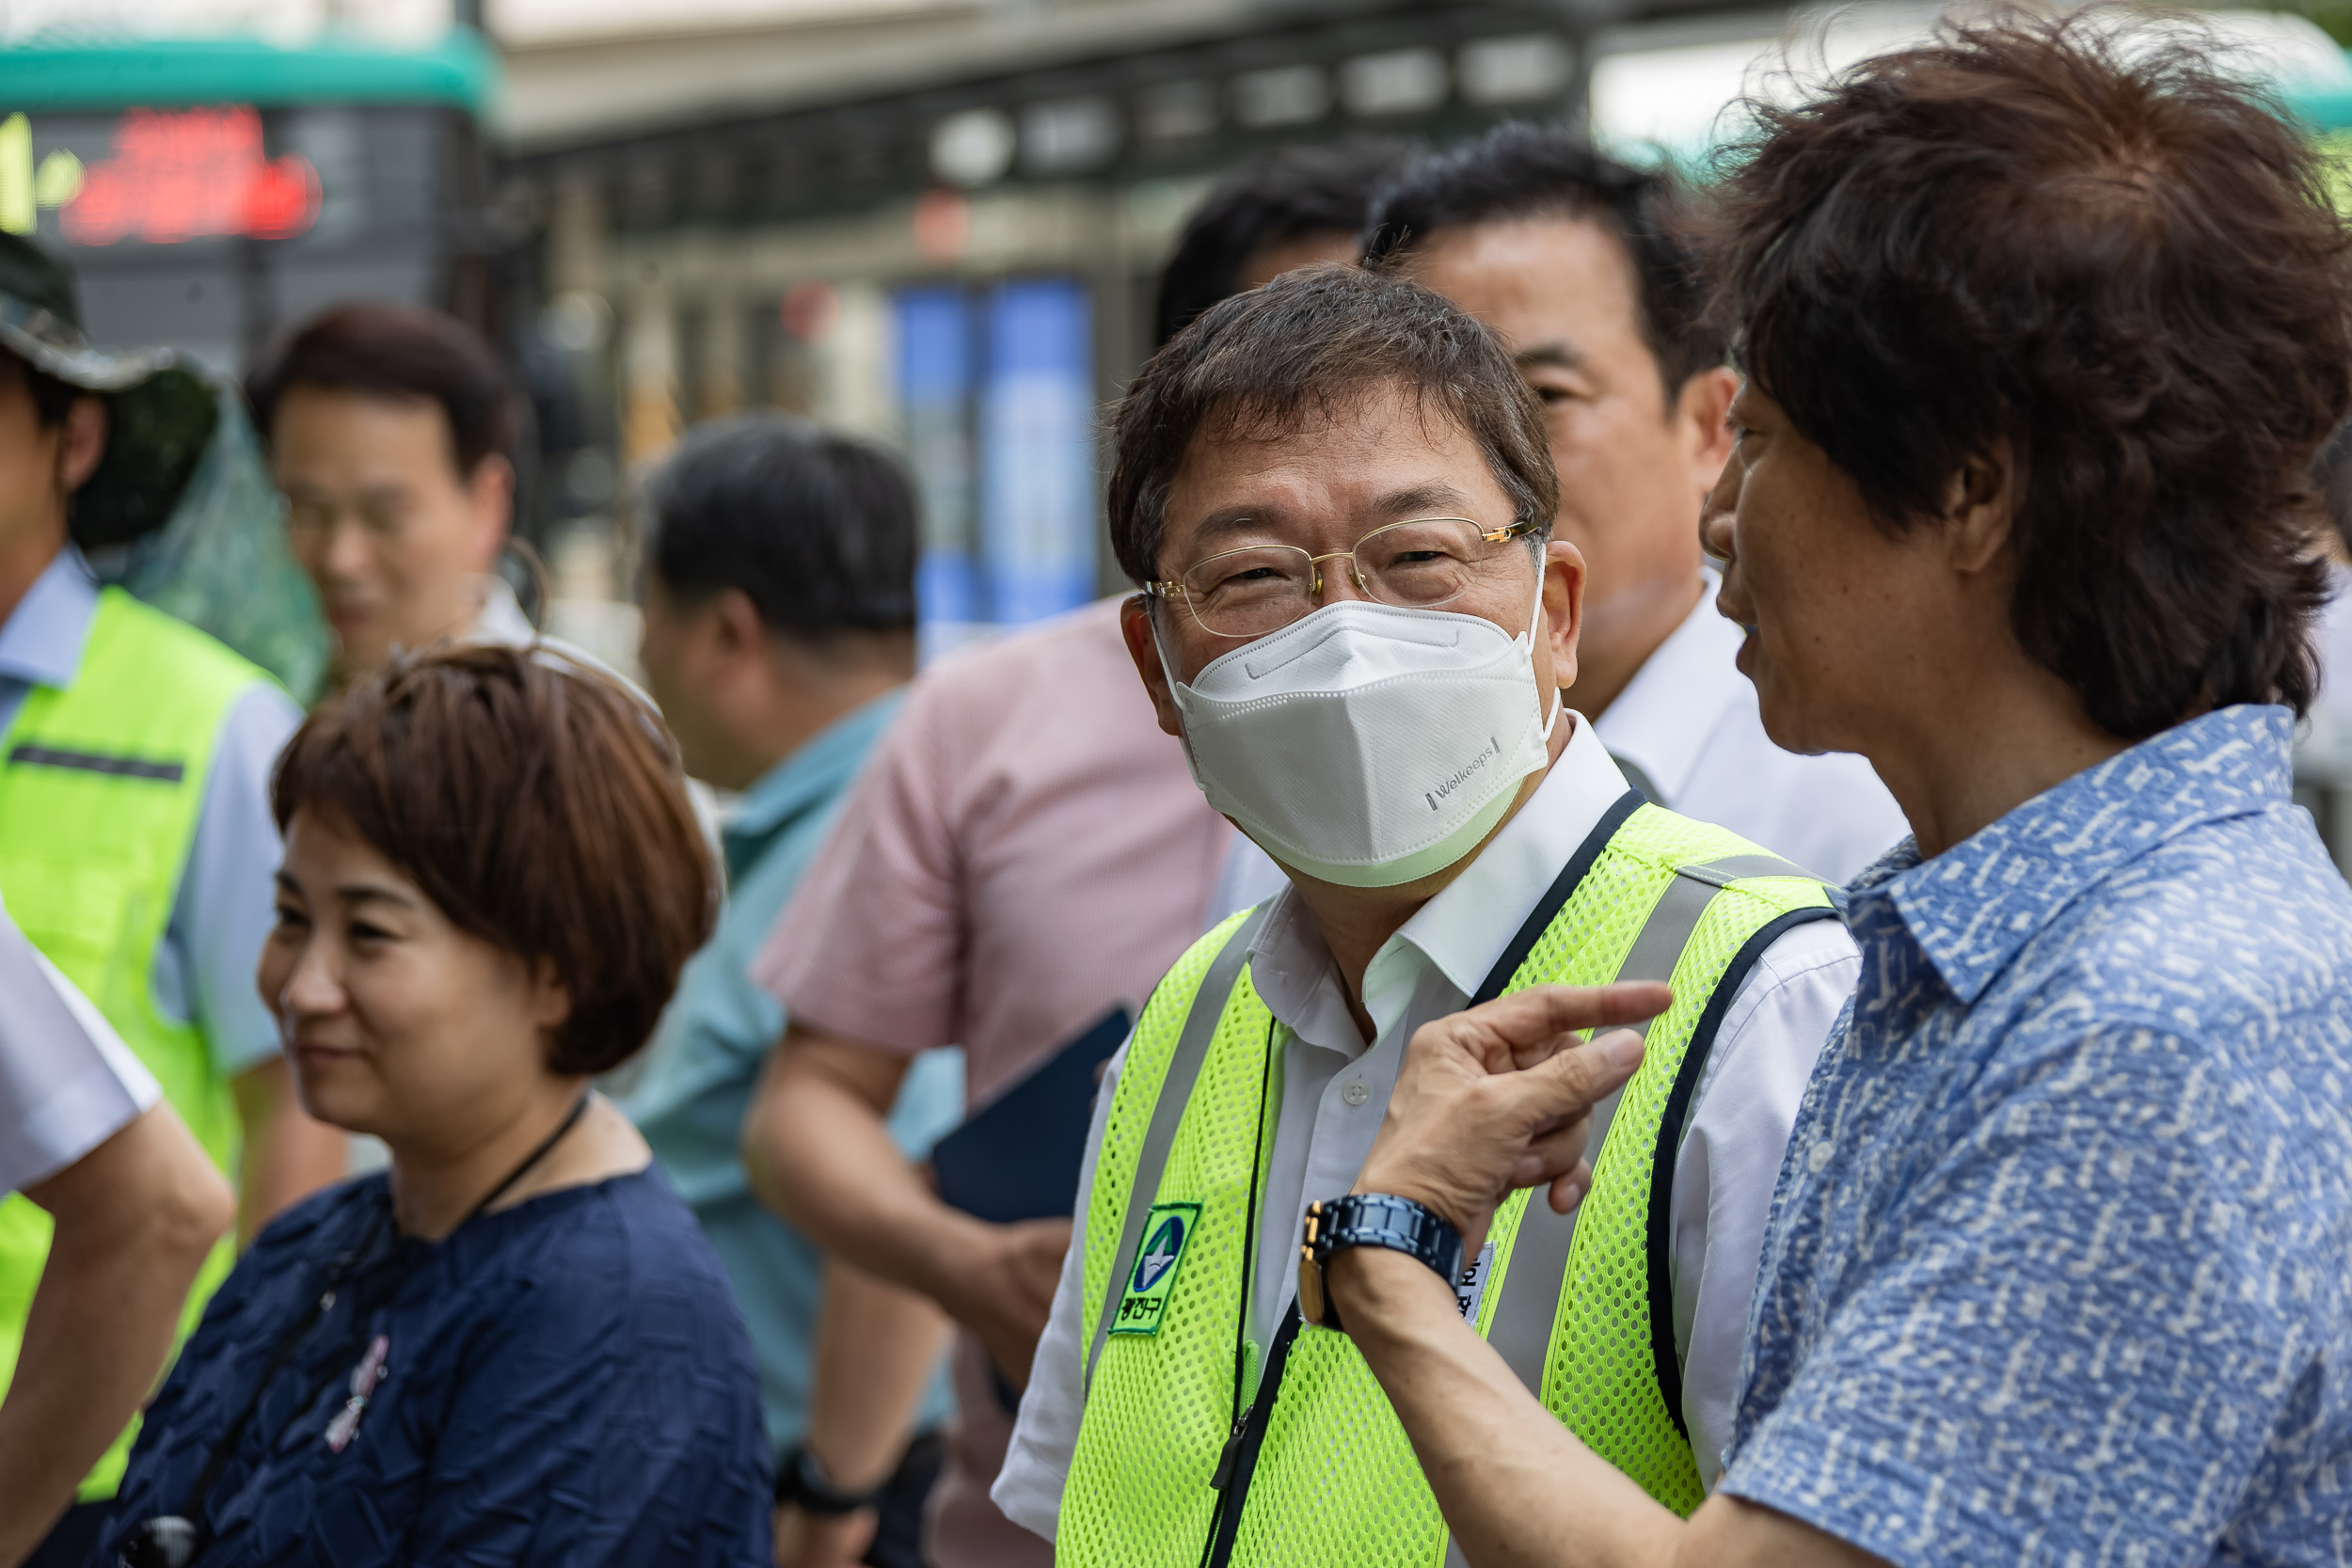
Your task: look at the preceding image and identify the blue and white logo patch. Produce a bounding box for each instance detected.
[1135,1213,1186,1291]
[1110,1201,1200,1337]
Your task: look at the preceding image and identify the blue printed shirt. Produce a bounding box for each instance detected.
[1721,705,2352,1565]
[627,690,963,1457]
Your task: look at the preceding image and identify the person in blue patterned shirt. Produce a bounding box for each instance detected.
[1289,13,2352,1568]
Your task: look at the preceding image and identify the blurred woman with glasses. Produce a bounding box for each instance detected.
[92,643,771,1568]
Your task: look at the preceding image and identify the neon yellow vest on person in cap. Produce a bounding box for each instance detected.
[1057,797,1837,1568]
[0,585,272,1500]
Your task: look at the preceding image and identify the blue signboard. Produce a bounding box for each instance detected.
[893,284,978,629]
[896,277,1097,642]
[979,278,1095,626]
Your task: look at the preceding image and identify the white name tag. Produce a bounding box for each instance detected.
[1454,1240,1497,1325]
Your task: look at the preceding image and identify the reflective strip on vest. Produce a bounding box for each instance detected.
[1085,902,1270,1397]
[1058,803,1836,1568]
[1484,844,1817,1395]
[1481,851,1786,1388]
[0,585,271,1501]
[1450,853,1821,1568]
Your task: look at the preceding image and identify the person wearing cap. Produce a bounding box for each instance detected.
[0,233,345,1564]
[0,898,233,1568]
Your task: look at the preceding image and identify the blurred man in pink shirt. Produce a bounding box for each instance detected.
[748,603,1226,1565]
[741,143,1406,1568]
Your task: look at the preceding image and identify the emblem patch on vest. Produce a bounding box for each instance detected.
[1110,1202,1200,1338]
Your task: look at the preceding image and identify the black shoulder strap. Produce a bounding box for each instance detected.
[1470,789,1645,1006]
[1645,902,1840,1444]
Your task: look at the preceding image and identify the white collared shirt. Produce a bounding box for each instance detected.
[467,574,641,691]
[994,717,1860,1534]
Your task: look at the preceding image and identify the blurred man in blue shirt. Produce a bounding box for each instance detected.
[627,415,961,1568]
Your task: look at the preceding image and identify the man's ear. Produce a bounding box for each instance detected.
[708,586,767,663]
[1120,594,1185,740]
[463,453,516,571]
[1540,539,1585,697]
[1938,438,2017,578]
[58,395,105,492]
[1677,366,1739,495]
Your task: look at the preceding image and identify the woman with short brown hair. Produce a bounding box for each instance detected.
[93,643,770,1567]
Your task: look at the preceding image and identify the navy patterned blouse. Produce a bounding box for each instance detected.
[91,1166,772,1566]
[1721,705,2352,1564]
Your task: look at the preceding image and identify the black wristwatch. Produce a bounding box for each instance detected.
[1297,1192,1464,1333]
[774,1445,885,1515]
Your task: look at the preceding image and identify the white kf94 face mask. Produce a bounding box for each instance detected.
[1155,582,1559,889]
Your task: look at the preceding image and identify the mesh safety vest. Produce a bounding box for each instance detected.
[1059,793,1836,1568]
[0,585,270,1500]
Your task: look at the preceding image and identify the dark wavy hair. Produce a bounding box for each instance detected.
[1152,139,1410,350]
[1711,10,2352,736]
[273,643,716,1075]
[1108,262,1557,586]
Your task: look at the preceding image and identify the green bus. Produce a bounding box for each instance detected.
[0,30,501,372]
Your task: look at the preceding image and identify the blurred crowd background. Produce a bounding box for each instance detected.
[8,3,2352,1563]
[15,0,2352,685]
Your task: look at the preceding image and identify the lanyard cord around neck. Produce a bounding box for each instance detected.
[1203,1017,1280,1498]
[167,1092,596,1528]
[458,1091,596,1224]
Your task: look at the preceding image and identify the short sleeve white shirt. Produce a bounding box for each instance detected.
[0,895,159,1196]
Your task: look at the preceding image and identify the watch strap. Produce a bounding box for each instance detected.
[773,1445,885,1515]
[1298,1192,1465,1332]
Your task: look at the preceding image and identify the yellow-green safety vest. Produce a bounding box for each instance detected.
[1059,793,1837,1568]
[0,585,274,1501]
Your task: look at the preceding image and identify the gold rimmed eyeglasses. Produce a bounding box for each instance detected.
[1145,515,1543,639]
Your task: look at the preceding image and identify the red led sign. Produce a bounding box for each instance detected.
[61,105,318,246]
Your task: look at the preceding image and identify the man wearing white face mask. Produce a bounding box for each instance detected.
[991,264,1861,1562]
